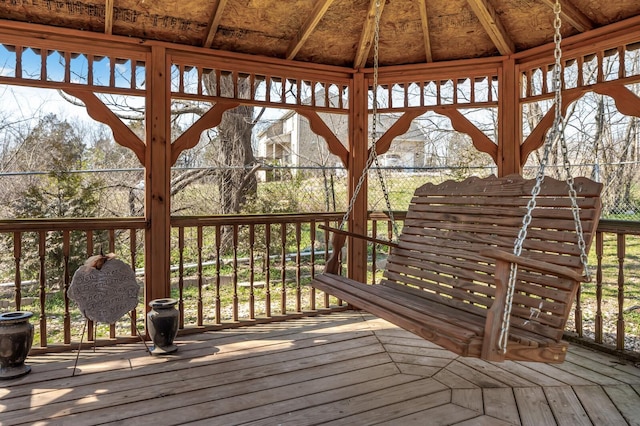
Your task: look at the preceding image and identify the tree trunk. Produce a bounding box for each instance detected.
[216,104,257,214]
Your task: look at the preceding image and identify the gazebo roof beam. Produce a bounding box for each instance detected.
[104,0,114,35]
[417,0,434,63]
[539,0,593,32]
[203,0,229,49]
[466,0,515,55]
[286,0,335,60]
[353,0,386,69]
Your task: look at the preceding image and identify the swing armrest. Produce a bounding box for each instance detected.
[318,225,399,248]
[480,248,586,282]
[480,247,586,362]
[319,225,398,275]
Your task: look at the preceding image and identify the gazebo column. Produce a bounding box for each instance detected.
[346,72,369,283]
[144,45,172,306]
[497,57,522,176]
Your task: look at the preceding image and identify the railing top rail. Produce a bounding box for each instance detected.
[0,217,147,232]
[171,212,344,227]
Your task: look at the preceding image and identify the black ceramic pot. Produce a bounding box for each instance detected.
[0,311,34,379]
[147,298,179,355]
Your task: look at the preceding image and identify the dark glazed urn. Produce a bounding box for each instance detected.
[0,311,34,379]
[147,298,179,355]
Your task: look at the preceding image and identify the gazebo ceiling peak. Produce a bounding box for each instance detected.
[0,0,639,69]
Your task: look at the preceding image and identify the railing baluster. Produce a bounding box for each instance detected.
[86,230,94,342]
[265,223,271,318]
[15,45,22,78]
[129,227,137,337]
[215,224,222,325]
[178,226,185,329]
[280,222,287,315]
[40,48,46,81]
[108,229,116,340]
[617,233,626,351]
[197,225,204,327]
[595,231,604,344]
[310,221,316,311]
[295,222,301,313]
[13,232,22,311]
[323,220,330,309]
[372,219,378,285]
[63,230,71,344]
[233,224,239,322]
[249,223,255,320]
[38,231,47,348]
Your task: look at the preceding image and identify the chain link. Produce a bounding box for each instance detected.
[340,0,399,238]
[498,0,589,353]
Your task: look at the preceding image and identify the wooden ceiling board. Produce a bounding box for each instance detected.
[571,0,640,24]
[491,0,568,52]
[424,0,498,62]
[212,0,315,59]
[294,0,369,67]
[111,0,213,45]
[373,0,426,66]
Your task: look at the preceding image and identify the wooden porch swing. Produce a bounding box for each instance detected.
[311,0,603,363]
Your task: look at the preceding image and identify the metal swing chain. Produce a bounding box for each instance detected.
[340,0,400,239]
[498,0,590,352]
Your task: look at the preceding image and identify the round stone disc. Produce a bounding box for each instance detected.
[68,257,140,324]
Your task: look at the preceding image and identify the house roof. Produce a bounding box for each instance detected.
[1,1,639,69]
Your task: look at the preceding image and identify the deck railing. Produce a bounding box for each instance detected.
[0,214,638,360]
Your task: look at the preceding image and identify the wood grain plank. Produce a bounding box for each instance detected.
[497,361,566,387]
[40,360,406,425]
[453,415,517,425]
[483,388,521,425]
[544,386,592,425]
[396,363,443,377]
[567,345,640,382]
[201,377,443,426]
[375,403,481,425]
[452,388,483,412]
[553,358,627,385]
[573,385,628,425]
[444,361,509,388]
[2,327,379,399]
[433,368,480,389]
[604,384,640,426]
[1,342,391,423]
[458,357,538,387]
[513,387,557,426]
[293,389,452,426]
[383,343,460,360]
[517,362,600,386]
[565,350,640,385]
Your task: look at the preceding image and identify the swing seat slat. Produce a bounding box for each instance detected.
[311,174,602,363]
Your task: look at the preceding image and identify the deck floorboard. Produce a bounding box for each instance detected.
[1,311,639,425]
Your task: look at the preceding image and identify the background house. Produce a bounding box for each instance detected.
[257,110,427,181]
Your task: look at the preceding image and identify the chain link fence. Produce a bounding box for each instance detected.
[252,164,640,221]
[0,163,637,220]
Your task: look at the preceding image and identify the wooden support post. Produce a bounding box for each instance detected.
[145,45,172,308]
[498,57,521,176]
[347,72,368,283]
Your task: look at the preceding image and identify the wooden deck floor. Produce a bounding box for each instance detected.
[2,311,640,425]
